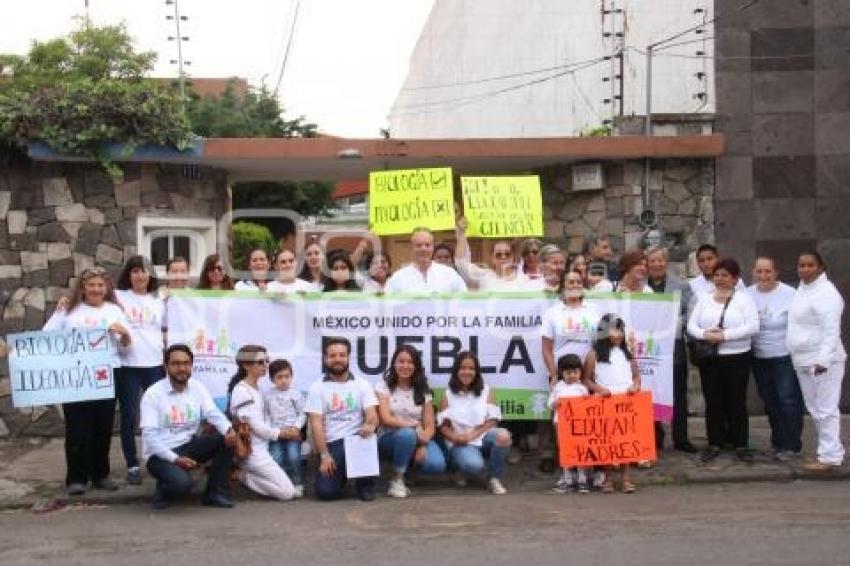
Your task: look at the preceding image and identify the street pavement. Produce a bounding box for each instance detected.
[1,416,849,510]
[1,482,849,566]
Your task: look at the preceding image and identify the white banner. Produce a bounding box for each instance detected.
[166,291,679,421]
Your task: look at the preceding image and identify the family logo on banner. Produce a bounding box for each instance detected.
[557,392,657,467]
[460,176,544,237]
[7,328,115,407]
[369,167,456,235]
[167,291,679,421]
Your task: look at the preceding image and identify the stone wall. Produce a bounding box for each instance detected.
[0,157,229,437]
[540,158,714,264]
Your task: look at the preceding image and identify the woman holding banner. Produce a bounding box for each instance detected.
[375,345,446,498]
[114,256,166,486]
[540,269,602,473]
[267,249,313,293]
[298,240,325,291]
[540,245,567,292]
[234,249,272,292]
[44,267,132,496]
[226,345,296,501]
[197,254,234,291]
[322,251,362,292]
[438,351,511,495]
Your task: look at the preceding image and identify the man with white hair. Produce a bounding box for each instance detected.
[384,227,467,293]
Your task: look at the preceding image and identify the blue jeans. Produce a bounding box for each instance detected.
[448,429,510,480]
[377,427,447,475]
[314,438,376,501]
[752,355,804,453]
[146,432,231,500]
[116,365,164,468]
[269,439,303,486]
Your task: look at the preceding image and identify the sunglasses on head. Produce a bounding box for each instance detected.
[81,267,108,279]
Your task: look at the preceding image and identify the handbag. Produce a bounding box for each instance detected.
[688,293,733,365]
[228,399,254,463]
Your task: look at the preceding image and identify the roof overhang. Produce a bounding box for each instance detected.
[29,134,724,182]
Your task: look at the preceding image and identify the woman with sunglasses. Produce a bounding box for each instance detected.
[197,254,234,290]
[518,239,544,281]
[44,267,132,496]
[455,216,535,290]
[226,345,296,500]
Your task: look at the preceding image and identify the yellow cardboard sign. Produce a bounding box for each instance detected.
[369,168,456,235]
[461,176,543,238]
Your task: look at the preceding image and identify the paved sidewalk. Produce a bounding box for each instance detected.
[1,416,849,510]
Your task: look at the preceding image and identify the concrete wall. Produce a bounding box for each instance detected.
[0,156,229,437]
[713,0,850,407]
[389,0,715,138]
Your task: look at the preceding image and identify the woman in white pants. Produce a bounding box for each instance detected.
[227,346,296,500]
[787,251,846,472]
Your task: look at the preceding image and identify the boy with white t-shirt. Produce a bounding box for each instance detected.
[306,337,379,501]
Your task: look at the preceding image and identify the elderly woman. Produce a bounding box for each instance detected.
[439,351,511,495]
[746,256,803,461]
[518,238,544,281]
[455,216,539,290]
[226,345,296,500]
[375,345,446,498]
[787,251,847,472]
[45,267,132,495]
[614,250,653,292]
[540,245,567,292]
[687,258,759,463]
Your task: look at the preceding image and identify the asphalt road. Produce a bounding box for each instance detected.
[1,481,849,566]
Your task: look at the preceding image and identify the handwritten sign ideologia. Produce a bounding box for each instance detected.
[369,167,456,235]
[557,391,657,467]
[461,175,544,238]
[8,328,115,407]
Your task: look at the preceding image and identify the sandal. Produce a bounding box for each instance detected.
[622,480,636,494]
[601,479,615,493]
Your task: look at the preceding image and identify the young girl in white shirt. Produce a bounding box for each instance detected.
[549,353,591,494]
[584,314,642,494]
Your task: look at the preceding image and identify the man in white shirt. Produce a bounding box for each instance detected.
[689,244,746,297]
[384,227,467,293]
[141,344,236,509]
[307,337,379,501]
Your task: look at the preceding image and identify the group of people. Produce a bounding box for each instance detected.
[36,223,846,507]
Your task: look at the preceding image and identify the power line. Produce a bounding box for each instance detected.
[390,57,609,117]
[400,55,611,91]
[649,0,761,49]
[274,0,301,94]
[630,46,819,61]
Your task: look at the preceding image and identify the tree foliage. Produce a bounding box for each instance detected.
[0,21,194,176]
[231,221,276,270]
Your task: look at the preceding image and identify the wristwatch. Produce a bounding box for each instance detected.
[320,451,332,460]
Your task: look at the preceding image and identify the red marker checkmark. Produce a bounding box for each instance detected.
[89,333,107,349]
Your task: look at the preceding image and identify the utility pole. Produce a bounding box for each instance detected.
[166,0,191,102]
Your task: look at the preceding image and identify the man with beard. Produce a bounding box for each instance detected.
[140,344,236,509]
[307,337,380,501]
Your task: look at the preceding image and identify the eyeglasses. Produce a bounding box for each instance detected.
[81,267,108,279]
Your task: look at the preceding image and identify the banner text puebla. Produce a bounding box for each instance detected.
[8,328,115,407]
[166,290,679,421]
[556,392,657,467]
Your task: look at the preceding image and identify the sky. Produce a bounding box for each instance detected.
[0,0,434,138]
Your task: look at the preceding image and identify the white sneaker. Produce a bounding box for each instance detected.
[489,478,507,495]
[292,485,304,499]
[387,478,409,498]
[453,473,468,487]
[592,470,606,489]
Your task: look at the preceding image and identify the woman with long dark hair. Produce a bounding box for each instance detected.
[197,254,234,290]
[375,345,446,498]
[226,345,295,501]
[44,267,132,495]
[438,351,511,495]
[322,250,361,292]
[298,240,325,290]
[114,255,165,485]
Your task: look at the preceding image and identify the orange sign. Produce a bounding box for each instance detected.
[557,392,657,467]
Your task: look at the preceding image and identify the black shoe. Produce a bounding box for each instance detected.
[539,457,556,474]
[202,492,235,508]
[357,486,376,502]
[700,445,721,463]
[92,478,119,491]
[674,441,699,454]
[736,448,755,463]
[151,488,170,510]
